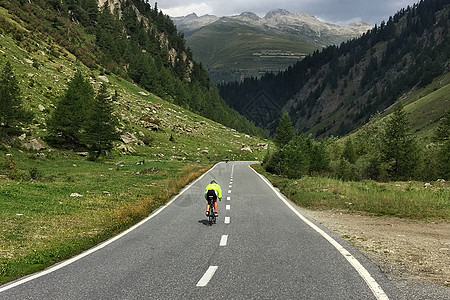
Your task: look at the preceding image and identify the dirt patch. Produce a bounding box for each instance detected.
[302,209,450,287]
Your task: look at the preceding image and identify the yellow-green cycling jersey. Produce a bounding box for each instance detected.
[204,183,222,200]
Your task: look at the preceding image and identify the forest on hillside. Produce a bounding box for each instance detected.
[219,0,450,137]
[265,107,449,182]
[0,0,266,137]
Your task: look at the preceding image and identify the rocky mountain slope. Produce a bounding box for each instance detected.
[219,0,450,138]
[172,9,372,83]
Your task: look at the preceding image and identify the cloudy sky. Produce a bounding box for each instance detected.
[155,0,419,25]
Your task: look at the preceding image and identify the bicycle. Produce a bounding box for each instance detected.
[208,200,216,226]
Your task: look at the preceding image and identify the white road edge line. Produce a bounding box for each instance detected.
[0,163,220,293]
[219,235,228,246]
[249,166,389,300]
[196,266,218,287]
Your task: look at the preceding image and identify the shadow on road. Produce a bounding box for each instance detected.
[198,219,212,226]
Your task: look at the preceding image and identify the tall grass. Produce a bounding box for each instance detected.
[253,165,450,221]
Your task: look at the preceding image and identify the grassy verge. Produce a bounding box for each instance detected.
[252,165,450,222]
[0,149,212,285]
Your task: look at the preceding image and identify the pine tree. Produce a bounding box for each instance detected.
[0,62,29,135]
[434,109,450,179]
[381,103,419,180]
[273,112,295,148]
[47,71,94,148]
[84,84,119,159]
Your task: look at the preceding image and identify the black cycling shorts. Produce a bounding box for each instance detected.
[206,189,218,204]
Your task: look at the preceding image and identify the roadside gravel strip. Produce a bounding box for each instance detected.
[250,166,390,300]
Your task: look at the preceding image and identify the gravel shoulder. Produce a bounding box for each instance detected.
[302,209,450,298]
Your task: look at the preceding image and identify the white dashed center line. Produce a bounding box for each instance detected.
[224,217,230,224]
[219,235,228,246]
[196,266,218,287]
[226,205,231,210]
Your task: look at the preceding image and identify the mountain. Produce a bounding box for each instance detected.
[172,9,372,83]
[219,0,450,139]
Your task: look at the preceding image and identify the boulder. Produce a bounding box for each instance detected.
[98,75,109,83]
[22,138,46,150]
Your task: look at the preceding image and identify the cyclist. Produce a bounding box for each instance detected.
[204,179,222,217]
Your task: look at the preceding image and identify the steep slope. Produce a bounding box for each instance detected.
[0,0,264,137]
[0,7,266,161]
[173,9,372,83]
[219,0,450,138]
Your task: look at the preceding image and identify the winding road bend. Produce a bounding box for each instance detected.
[0,162,398,299]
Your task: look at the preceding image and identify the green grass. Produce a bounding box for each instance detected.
[253,165,450,221]
[404,81,450,142]
[0,148,213,284]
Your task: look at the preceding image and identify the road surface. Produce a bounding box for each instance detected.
[0,162,398,299]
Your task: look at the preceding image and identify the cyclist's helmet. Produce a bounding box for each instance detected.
[210,179,217,184]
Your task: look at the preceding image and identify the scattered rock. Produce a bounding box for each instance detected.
[115,161,125,165]
[22,138,46,150]
[138,91,149,96]
[241,145,253,152]
[118,144,136,153]
[258,143,268,150]
[77,152,88,157]
[38,104,45,111]
[18,133,26,141]
[424,183,432,188]
[98,75,109,83]
[70,193,83,197]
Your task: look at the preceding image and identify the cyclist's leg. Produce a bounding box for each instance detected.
[214,198,218,216]
[206,199,210,216]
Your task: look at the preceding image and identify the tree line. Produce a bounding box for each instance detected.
[265,107,449,181]
[0,62,118,160]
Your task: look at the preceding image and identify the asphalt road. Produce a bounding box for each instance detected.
[0,162,400,299]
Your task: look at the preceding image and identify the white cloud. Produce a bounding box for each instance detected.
[160,3,213,17]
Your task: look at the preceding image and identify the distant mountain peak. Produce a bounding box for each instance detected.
[264,9,291,19]
[239,12,260,20]
[184,13,198,19]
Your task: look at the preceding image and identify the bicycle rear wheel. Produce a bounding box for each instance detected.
[208,206,215,226]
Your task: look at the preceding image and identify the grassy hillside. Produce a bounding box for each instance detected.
[0,8,268,284]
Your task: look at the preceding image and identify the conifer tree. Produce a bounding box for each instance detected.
[381,103,419,180]
[434,109,450,179]
[0,62,29,135]
[47,71,94,148]
[84,84,119,159]
[273,112,295,148]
